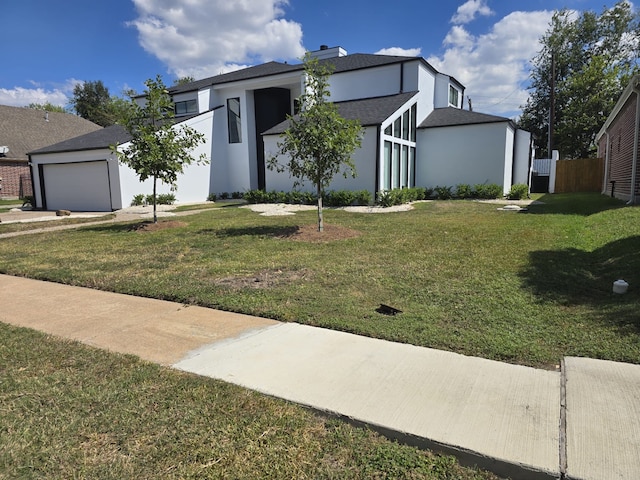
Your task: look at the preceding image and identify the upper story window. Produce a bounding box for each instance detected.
[227,97,242,143]
[384,103,417,142]
[175,99,197,116]
[449,86,459,107]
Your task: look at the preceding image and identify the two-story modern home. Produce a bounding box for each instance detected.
[28,46,532,211]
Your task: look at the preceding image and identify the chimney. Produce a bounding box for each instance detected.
[309,45,347,60]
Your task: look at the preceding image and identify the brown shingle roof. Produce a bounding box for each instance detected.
[0,105,102,162]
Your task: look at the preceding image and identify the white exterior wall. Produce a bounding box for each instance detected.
[263,125,378,197]
[416,122,512,192]
[119,111,214,205]
[434,73,451,108]
[416,64,436,122]
[208,87,255,194]
[513,129,532,186]
[328,64,404,102]
[30,148,123,210]
[503,126,515,195]
[198,89,211,113]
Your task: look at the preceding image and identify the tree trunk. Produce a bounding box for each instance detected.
[153,176,158,224]
[316,185,323,232]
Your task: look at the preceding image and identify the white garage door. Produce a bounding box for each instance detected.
[43,161,112,211]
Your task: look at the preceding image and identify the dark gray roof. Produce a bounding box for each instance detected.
[419,107,509,129]
[169,54,434,95]
[0,105,102,161]
[29,125,131,155]
[263,91,419,135]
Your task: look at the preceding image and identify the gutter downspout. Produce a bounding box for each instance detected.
[602,131,610,195]
[629,81,640,204]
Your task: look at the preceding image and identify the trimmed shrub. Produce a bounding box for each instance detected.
[375,187,425,206]
[434,185,453,200]
[507,183,529,200]
[207,193,217,202]
[157,193,176,205]
[131,194,146,206]
[455,184,473,199]
[473,183,503,199]
[352,190,372,206]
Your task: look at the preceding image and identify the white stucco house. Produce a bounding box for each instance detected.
[28,46,533,211]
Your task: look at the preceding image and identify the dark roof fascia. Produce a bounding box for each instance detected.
[262,91,419,136]
[419,107,510,129]
[169,54,446,95]
[28,107,223,156]
[28,125,131,155]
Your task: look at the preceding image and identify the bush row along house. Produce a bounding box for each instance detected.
[0,105,101,198]
[28,46,534,211]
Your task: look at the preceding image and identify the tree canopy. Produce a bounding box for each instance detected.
[519,1,640,158]
[69,80,131,127]
[114,75,208,223]
[268,54,363,232]
[28,102,66,113]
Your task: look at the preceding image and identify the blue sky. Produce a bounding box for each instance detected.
[0,0,631,118]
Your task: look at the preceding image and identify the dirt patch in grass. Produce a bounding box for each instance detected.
[215,268,312,290]
[129,220,188,232]
[278,223,361,242]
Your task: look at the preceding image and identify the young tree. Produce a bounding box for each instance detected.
[114,75,208,223]
[268,54,363,232]
[520,2,640,158]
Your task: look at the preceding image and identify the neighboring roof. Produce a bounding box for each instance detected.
[596,74,640,142]
[419,107,510,129]
[29,125,131,155]
[0,105,102,161]
[169,53,437,95]
[262,91,419,136]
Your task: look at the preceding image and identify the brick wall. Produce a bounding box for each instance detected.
[600,94,637,200]
[0,161,30,198]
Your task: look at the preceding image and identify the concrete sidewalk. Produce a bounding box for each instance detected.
[1,274,639,479]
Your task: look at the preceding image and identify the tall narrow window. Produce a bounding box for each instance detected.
[227,97,242,143]
[402,145,409,187]
[393,144,401,189]
[410,104,417,142]
[448,86,459,107]
[383,141,392,190]
[402,110,410,140]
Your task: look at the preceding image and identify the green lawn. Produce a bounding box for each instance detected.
[1,193,637,367]
[1,192,637,478]
[0,322,495,479]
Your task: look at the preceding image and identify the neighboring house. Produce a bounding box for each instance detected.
[596,74,640,203]
[29,46,532,211]
[0,105,101,198]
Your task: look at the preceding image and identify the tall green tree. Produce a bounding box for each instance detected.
[520,2,640,158]
[268,54,363,232]
[70,80,116,126]
[114,75,208,223]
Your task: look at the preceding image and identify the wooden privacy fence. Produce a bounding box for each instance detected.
[554,157,604,193]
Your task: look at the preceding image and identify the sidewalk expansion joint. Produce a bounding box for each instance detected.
[559,357,568,479]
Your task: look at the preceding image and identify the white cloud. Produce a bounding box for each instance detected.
[129,0,306,79]
[451,0,494,25]
[429,10,553,117]
[0,79,80,108]
[375,47,422,57]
